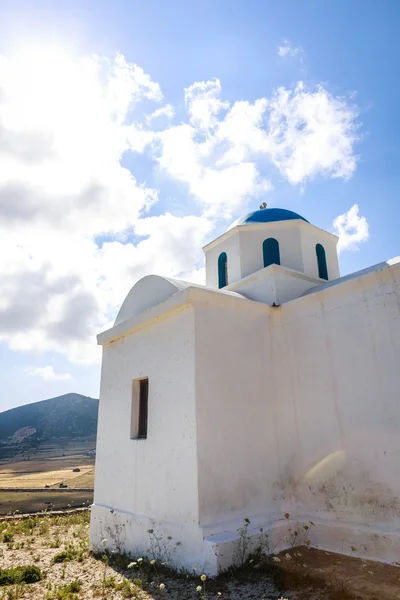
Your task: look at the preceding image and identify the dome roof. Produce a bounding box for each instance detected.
[233,207,309,227]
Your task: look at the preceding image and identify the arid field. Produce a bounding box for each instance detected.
[0,511,400,599]
[0,437,95,515]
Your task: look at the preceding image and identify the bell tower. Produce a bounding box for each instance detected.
[203,207,340,304]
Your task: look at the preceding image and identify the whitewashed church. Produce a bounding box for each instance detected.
[90,207,400,574]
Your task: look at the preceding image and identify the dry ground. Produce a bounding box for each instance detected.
[1,511,400,600]
[0,491,93,516]
[0,438,96,489]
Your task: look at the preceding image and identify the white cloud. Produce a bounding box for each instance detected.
[278,40,303,58]
[152,80,359,214]
[266,82,359,183]
[333,204,369,252]
[26,365,72,382]
[146,104,175,123]
[184,79,229,130]
[0,46,362,367]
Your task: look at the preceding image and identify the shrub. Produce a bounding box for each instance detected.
[0,565,42,586]
[46,579,83,599]
[72,468,80,473]
[52,551,71,563]
[2,533,14,543]
[59,483,68,488]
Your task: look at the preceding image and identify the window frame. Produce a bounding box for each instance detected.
[316,243,328,280]
[262,237,281,268]
[131,377,149,440]
[218,252,228,288]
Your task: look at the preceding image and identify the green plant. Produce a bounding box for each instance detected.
[2,533,14,544]
[0,565,42,586]
[46,580,82,600]
[52,551,71,563]
[116,578,135,598]
[0,584,26,600]
[233,518,252,567]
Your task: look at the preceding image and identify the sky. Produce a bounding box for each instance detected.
[0,0,399,411]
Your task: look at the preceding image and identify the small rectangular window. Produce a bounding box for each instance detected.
[131,377,149,439]
[138,378,148,439]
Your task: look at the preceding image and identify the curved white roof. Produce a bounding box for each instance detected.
[114,274,245,325]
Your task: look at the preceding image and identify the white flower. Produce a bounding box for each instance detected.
[200,574,207,582]
[137,557,143,562]
[127,562,137,568]
[150,559,156,565]
[159,583,165,590]
[272,556,281,563]
[196,586,202,592]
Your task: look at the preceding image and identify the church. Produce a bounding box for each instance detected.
[90,206,400,574]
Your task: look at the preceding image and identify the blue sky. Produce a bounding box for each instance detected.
[0,0,399,411]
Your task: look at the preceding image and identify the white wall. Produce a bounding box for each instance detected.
[227,265,323,305]
[93,306,199,528]
[205,231,241,288]
[238,223,304,278]
[270,261,400,545]
[193,260,400,563]
[300,226,340,281]
[193,294,278,529]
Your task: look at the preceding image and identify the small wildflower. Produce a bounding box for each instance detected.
[196,586,202,592]
[128,562,137,568]
[200,574,207,582]
[137,557,143,563]
[249,559,254,564]
[150,559,156,565]
[159,583,165,590]
[272,556,281,563]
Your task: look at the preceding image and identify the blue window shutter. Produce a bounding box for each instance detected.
[218,252,228,288]
[263,238,280,268]
[316,244,328,280]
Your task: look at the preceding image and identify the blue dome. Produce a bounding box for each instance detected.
[235,208,309,226]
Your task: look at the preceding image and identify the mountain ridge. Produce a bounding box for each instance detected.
[0,393,99,459]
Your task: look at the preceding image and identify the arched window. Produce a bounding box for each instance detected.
[316,243,328,280]
[218,252,228,288]
[263,238,280,268]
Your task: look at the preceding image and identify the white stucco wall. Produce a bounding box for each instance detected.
[192,259,400,565]
[226,264,323,305]
[91,305,200,556]
[205,230,241,288]
[270,260,400,549]
[300,226,340,281]
[194,294,275,530]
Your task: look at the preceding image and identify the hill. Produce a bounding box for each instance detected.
[0,393,99,459]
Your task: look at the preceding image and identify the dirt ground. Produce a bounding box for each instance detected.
[0,511,400,599]
[0,491,93,516]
